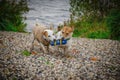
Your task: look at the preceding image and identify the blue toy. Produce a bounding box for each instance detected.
[50,39,67,46]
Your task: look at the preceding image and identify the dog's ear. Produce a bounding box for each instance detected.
[71,26,74,32]
[57,26,62,31]
[49,23,54,30]
[42,31,48,37]
[57,24,63,31]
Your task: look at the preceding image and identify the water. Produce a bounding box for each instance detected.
[24,0,70,32]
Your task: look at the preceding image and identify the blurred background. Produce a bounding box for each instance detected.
[24,0,70,32]
[0,0,120,40]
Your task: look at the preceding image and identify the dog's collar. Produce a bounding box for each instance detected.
[66,38,70,41]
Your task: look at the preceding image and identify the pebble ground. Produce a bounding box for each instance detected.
[0,31,120,80]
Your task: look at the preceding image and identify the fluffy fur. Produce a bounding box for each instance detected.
[56,26,74,54]
[31,23,55,53]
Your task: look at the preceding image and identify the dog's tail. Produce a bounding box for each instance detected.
[35,19,39,26]
[35,19,45,27]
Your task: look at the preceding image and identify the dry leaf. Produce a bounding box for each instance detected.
[56,60,61,64]
[90,57,98,61]
[31,51,37,55]
[72,49,79,54]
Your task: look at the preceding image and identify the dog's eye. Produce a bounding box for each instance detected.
[48,35,51,37]
[62,32,64,34]
[66,33,69,35]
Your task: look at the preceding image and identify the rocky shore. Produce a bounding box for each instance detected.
[0,31,120,80]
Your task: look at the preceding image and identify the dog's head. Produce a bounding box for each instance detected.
[42,30,56,42]
[56,26,74,40]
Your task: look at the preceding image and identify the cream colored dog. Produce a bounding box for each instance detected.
[31,23,56,53]
[56,26,74,54]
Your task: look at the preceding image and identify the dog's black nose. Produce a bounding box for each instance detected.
[54,39,56,41]
[62,37,64,40]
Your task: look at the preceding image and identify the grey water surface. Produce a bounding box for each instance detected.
[24,0,70,32]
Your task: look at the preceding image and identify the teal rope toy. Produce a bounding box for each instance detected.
[50,39,69,46]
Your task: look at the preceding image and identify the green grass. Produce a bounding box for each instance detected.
[0,20,26,32]
[0,21,17,32]
[67,9,119,41]
[0,0,29,32]
[72,20,110,39]
[22,50,31,56]
[106,9,120,41]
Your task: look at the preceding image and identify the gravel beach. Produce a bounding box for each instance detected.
[0,31,120,80]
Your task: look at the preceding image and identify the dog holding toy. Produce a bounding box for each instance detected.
[50,39,68,46]
[31,20,74,54]
[51,26,74,54]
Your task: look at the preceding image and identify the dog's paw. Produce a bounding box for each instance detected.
[43,50,48,54]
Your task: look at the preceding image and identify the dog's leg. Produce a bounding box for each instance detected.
[57,46,60,53]
[63,47,66,54]
[54,46,60,54]
[39,43,47,53]
[64,46,70,54]
[47,46,49,53]
[30,38,35,53]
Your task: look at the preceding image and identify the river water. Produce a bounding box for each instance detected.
[24,0,70,32]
